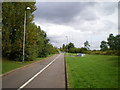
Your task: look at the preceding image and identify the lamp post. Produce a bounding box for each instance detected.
[22,7,31,64]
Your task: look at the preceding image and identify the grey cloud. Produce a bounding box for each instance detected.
[48,36,66,47]
[33,2,117,33]
[96,2,117,16]
[34,2,97,24]
[33,2,118,49]
[79,10,98,21]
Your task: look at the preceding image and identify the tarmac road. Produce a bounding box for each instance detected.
[2,53,66,89]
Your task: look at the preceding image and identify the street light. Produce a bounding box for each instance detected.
[22,7,31,64]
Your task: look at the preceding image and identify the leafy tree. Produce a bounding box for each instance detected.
[107,34,116,50]
[75,48,82,53]
[115,34,120,50]
[66,42,75,52]
[59,44,66,52]
[47,44,58,54]
[2,2,57,61]
[99,34,120,55]
[100,41,108,51]
[84,41,90,50]
[62,44,66,51]
[107,34,120,50]
[2,2,37,61]
[67,42,75,49]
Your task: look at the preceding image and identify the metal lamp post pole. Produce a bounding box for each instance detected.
[22,10,26,64]
[22,7,30,64]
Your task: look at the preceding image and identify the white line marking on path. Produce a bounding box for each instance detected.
[17,53,62,90]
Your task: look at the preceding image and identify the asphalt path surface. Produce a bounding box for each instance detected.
[2,53,66,89]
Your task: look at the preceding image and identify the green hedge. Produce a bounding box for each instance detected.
[84,50,119,55]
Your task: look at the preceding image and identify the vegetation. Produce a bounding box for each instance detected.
[60,34,120,55]
[107,34,120,50]
[98,34,120,55]
[60,42,87,53]
[66,54,118,88]
[85,50,119,55]
[100,41,108,51]
[2,2,58,62]
[100,34,120,51]
[84,40,90,50]
[2,54,53,74]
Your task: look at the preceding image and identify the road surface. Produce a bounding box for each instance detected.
[2,53,66,89]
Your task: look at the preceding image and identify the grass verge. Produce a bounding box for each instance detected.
[2,54,53,74]
[66,54,118,88]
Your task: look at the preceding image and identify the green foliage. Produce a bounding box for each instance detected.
[2,2,57,61]
[85,50,119,55]
[0,3,1,29]
[61,33,120,56]
[66,42,75,52]
[107,34,120,50]
[99,34,120,55]
[84,40,90,50]
[60,42,87,53]
[100,41,108,51]
[68,48,76,53]
[69,47,87,53]
[61,42,75,53]
[61,44,66,51]
[2,55,52,74]
[107,34,116,50]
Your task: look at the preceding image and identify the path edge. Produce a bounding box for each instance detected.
[64,53,68,90]
[0,54,57,77]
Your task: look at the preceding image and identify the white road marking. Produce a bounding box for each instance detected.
[17,53,62,90]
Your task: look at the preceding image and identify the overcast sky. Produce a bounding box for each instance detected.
[33,2,118,50]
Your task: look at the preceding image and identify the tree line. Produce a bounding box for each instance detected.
[2,2,58,61]
[100,34,120,51]
[60,41,90,53]
[60,34,120,55]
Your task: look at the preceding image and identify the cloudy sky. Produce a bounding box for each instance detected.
[33,1,118,50]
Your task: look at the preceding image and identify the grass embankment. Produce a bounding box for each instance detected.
[66,54,118,88]
[2,54,53,74]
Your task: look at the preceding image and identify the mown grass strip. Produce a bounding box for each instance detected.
[66,54,118,88]
[2,54,53,74]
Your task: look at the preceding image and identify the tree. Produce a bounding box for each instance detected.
[100,41,108,51]
[62,44,66,51]
[47,44,58,54]
[107,34,116,50]
[59,44,66,52]
[66,42,75,52]
[67,42,75,49]
[2,2,37,61]
[84,41,90,50]
[2,2,57,61]
[115,34,120,50]
[107,34,120,50]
